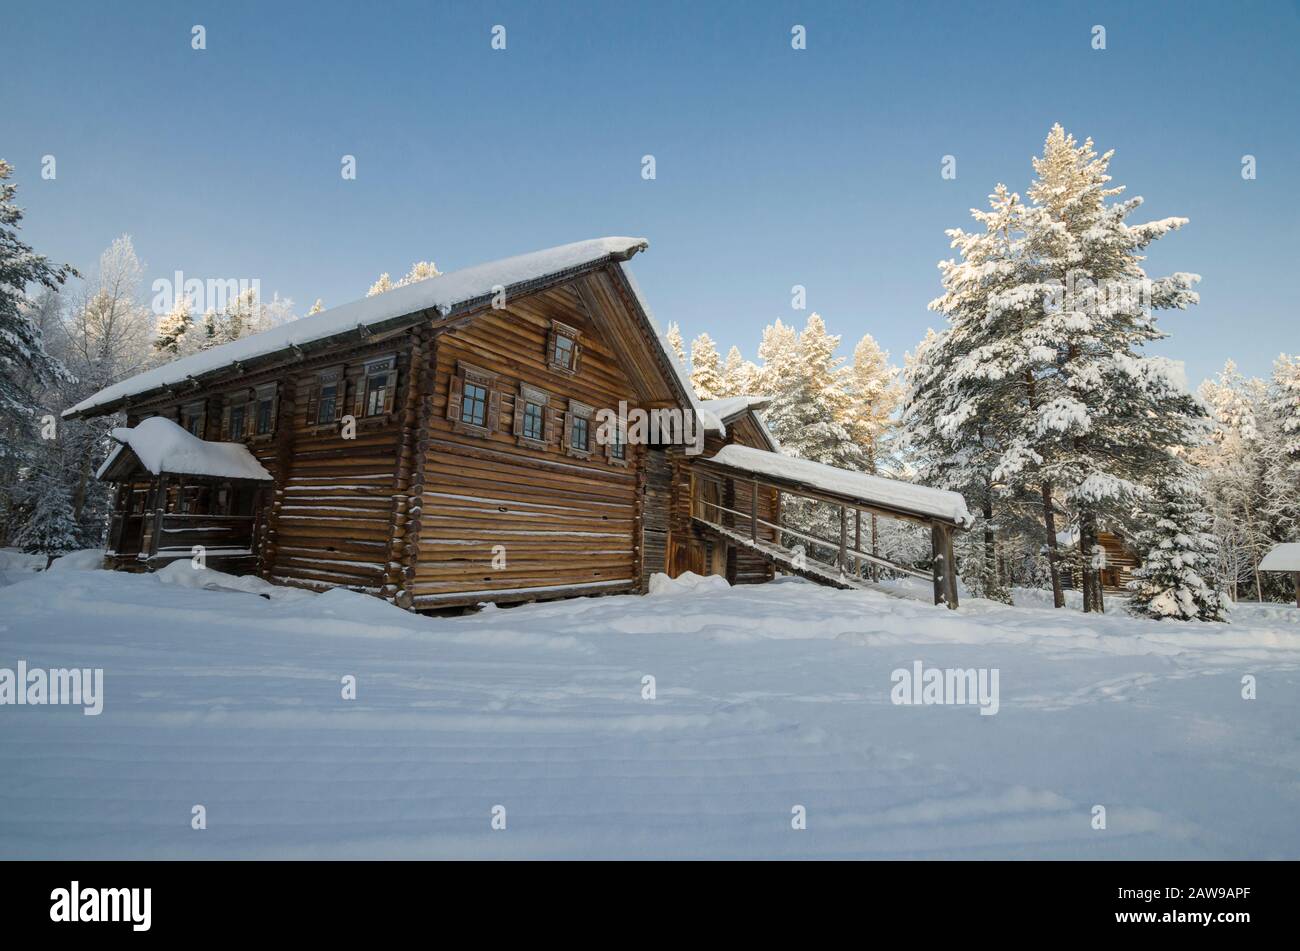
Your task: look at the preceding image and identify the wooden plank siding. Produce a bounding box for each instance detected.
[410,287,647,609]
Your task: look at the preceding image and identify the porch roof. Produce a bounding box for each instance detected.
[697,443,973,528]
[97,417,273,483]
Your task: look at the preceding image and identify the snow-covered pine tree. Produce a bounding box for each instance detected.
[689,332,724,400]
[761,314,865,562]
[1127,471,1228,622]
[844,333,901,472]
[367,261,441,297]
[764,314,862,469]
[1022,125,1205,613]
[0,160,77,467]
[665,321,687,366]
[153,294,193,356]
[1268,353,1300,540]
[906,185,1038,604]
[718,346,749,398]
[13,477,80,568]
[1193,361,1275,601]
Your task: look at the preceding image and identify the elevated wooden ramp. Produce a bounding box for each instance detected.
[689,446,968,609]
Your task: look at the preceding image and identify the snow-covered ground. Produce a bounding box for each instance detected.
[2,555,1298,859]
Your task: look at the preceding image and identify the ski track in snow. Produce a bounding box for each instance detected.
[1,560,1298,859]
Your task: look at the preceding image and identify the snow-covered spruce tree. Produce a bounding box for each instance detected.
[689,332,724,400]
[13,477,80,568]
[1127,471,1228,622]
[1021,125,1206,613]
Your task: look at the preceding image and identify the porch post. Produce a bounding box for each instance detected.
[854,509,862,579]
[1294,571,1299,610]
[750,479,758,542]
[930,522,945,606]
[942,523,959,609]
[838,506,848,575]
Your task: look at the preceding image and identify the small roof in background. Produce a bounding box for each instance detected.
[97,417,273,482]
[1260,543,1300,572]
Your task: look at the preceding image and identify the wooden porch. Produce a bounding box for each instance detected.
[688,454,965,609]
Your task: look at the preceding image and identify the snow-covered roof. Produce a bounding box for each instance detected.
[702,443,973,527]
[66,237,650,419]
[1259,543,1300,572]
[699,395,771,422]
[97,417,273,482]
[699,396,778,450]
[616,265,714,435]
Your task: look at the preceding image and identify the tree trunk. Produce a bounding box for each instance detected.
[1040,481,1065,608]
[1079,509,1103,613]
[982,496,998,598]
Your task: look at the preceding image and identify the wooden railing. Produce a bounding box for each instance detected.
[144,512,258,560]
[690,469,959,608]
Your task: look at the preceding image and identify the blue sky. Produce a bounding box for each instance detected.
[4,0,1297,388]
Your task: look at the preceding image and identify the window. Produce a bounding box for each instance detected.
[609,429,626,461]
[228,403,246,440]
[513,383,551,449]
[448,362,500,436]
[563,399,594,459]
[182,402,205,437]
[571,415,588,452]
[254,384,276,436]
[312,367,344,426]
[318,383,338,424]
[553,334,574,369]
[357,356,397,418]
[461,381,488,427]
[547,320,581,375]
[523,401,544,440]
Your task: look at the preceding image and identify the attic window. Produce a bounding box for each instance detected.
[563,399,594,459]
[448,362,500,437]
[547,320,581,375]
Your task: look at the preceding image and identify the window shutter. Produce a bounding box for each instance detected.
[305,382,318,427]
[512,397,524,437]
[571,339,582,374]
[562,411,573,450]
[543,408,556,447]
[486,389,501,433]
[334,378,347,420]
[351,375,365,418]
[382,372,396,414]
[446,375,463,422]
[604,432,615,463]
[221,404,231,440]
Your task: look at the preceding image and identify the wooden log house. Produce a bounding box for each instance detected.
[66,238,972,610]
